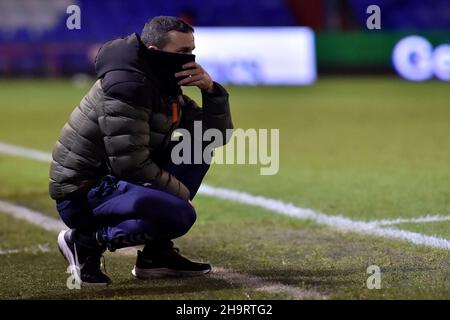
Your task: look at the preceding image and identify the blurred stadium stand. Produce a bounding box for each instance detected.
[1,0,450,77]
[0,0,296,43]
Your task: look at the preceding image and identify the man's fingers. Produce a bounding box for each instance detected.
[182,61,197,69]
[176,62,212,90]
[174,68,199,78]
[178,73,203,85]
[179,79,204,87]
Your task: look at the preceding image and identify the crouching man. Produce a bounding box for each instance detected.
[50,16,233,285]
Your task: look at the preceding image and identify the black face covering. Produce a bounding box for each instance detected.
[141,46,196,95]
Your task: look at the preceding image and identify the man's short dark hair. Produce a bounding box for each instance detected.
[141,16,194,48]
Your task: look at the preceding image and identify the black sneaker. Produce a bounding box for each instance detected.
[57,230,111,286]
[132,247,212,279]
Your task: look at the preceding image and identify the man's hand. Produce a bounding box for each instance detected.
[175,62,215,93]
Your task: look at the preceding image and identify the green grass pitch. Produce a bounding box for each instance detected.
[0,77,449,299]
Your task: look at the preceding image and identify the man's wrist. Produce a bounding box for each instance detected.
[203,81,216,94]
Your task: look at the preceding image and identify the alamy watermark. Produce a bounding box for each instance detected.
[66,5,81,30]
[366,5,381,30]
[171,121,279,175]
[66,265,82,290]
[366,265,382,289]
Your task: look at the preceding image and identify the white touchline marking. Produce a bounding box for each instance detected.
[0,200,320,299]
[0,200,66,232]
[210,267,324,300]
[0,142,52,162]
[368,215,450,226]
[0,243,51,255]
[198,185,450,250]
[0,141,449,250]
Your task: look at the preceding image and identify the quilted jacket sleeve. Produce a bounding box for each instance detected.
[180,82,234,146]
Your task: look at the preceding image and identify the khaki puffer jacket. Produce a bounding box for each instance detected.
[49,33,233,201]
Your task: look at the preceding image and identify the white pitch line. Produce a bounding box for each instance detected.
[210,267,324,300]
[0,142,52,162]
[0,200,65,232]
[0,243,51,255]
[199,185,450,250]
[368,215,450,226]
[0,141,449,250]
[0,200,320,299]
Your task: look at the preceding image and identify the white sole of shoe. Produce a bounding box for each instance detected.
[57,230,81,284]
[131,266,211,279]
[57,230,77,266]
[57,230,109,287]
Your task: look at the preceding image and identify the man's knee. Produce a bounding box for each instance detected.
[132,193,196,238]
[169,201,197,238]
[182,203,197,230]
